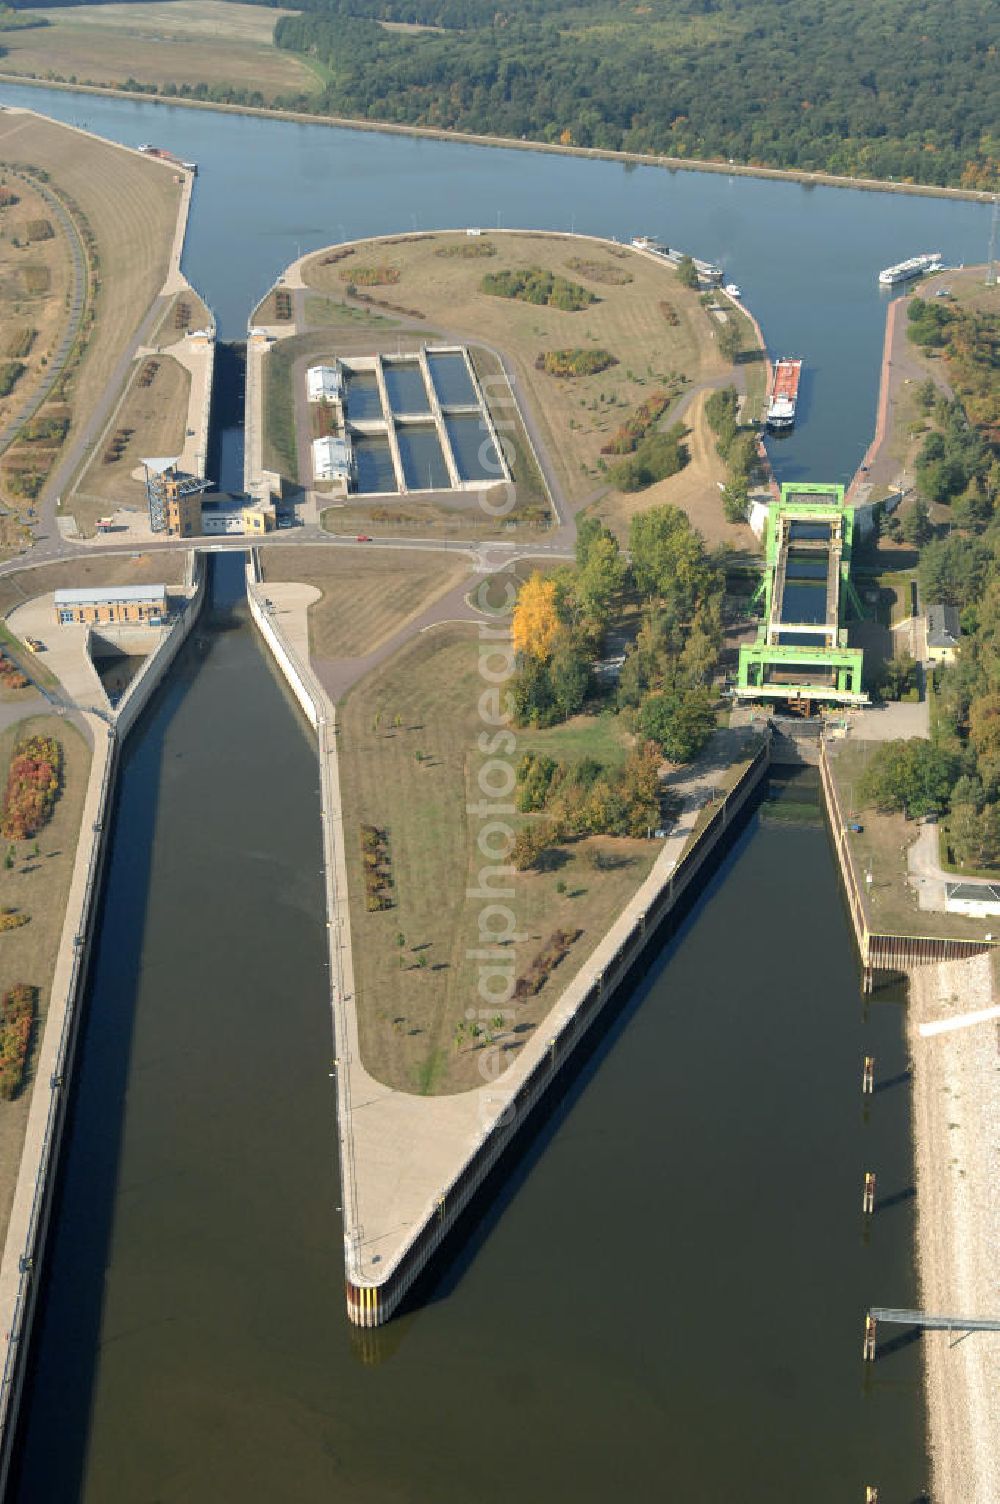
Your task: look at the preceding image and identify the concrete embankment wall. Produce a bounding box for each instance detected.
[242,559,775,1325]
[817,737,994,982]
[0,553,206,1490]
[188,325,215,484]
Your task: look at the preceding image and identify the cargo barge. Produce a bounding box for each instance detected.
[138,144,198,174]
[766,357,802,431]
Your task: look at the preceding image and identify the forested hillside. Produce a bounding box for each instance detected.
[10,0,1000,189]
[275,0,997,188]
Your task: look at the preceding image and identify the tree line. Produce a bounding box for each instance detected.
[860,293,1000,868]
[15,0,997,188]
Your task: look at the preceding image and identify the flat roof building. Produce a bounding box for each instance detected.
[945,881,1000,918]
[54,585,167,627]
[307,363,344,403]
[312,435,353,488]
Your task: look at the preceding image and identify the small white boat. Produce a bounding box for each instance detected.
[725,283,742,299]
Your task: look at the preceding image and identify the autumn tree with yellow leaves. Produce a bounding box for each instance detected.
[512,573,561,660]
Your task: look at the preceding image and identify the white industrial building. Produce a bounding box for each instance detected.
[312,435,353,490]
[307,363,344,403]
[944,882,1000,919]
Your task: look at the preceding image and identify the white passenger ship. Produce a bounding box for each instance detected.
[878,252,942,286]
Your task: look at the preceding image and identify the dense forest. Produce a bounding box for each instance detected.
[10,0,999,188]
[271,0,999,188]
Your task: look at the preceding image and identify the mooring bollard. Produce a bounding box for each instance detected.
[863,1313,877,1362]
[862,1171,876,1214]
[862,1055,874,1094]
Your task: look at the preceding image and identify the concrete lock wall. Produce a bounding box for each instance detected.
[0,553,207,1491]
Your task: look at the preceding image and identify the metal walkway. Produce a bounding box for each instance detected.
[870,1307,1000,1333]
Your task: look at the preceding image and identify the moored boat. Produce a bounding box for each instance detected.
[878,252,942,286]
[766,357,802,431]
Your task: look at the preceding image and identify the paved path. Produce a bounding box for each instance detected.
[908,823,1000,912]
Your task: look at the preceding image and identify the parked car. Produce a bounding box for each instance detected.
[356,534,373,542]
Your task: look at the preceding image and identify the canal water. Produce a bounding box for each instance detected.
[2,84,932,1500]
[0,81,990,484]
[9,651,928,1498]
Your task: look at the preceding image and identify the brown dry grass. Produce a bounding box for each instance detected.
[73,351,190,524]
[338,622,659,1094]
[0,713,90,1246]
[0,111,182,476]
[301,230,729,522]
[0,552,186,624]
[151,286,213,348]
[0,173,73,473]
[0,1,317,100]
[260,544,470,659]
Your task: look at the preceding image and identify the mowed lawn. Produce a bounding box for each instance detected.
[0,1,318,100]
[301,230,731,523]
[0,175,74,468]
[74,351,190,526]
[0,715,91,1247]
[0,112,181,471]
[338,623,660,1095]
[261,544,471,660]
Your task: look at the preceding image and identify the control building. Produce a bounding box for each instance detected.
[54,585,168,627]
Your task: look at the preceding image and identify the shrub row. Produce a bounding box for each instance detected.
[0,654,28,690]
[0,984,35,1100]
[513,928,582,1001]
[600,390,672,455]
[659,300,680,327]
[360,822,394,912]
[339,264,400,286]
[0,733,62,840]
[435,239,496,259]
[481,267,596,311]
[4,327,35,359]
[22,411,68,445]
[0,362,25,398]
[536,347,618,378]
[347,288,425,320]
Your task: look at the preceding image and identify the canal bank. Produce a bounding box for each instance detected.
[0,75,991,206]
[6,613,929,1496]
[0,555,204,1493]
